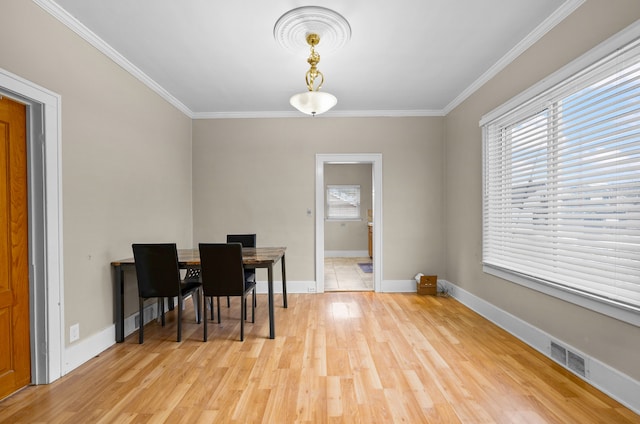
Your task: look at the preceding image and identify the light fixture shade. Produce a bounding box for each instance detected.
[289,91,337,116]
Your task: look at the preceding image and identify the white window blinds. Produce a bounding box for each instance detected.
[482,37,640,312]
[326,185,361,219]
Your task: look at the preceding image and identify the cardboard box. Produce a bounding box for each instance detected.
[417,275,437,295]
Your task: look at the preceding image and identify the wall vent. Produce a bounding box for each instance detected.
[568,351,586,377]
[550,341,567,364]
[550,340,588,378]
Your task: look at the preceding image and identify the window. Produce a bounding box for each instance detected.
[326,185,361,220]
[481,32,640,321]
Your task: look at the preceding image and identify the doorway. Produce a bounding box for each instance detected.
[315,154,382,293]
[323,163,373,291]
[0,68,64,387]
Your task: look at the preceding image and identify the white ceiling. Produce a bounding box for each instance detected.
[39,0,581,118]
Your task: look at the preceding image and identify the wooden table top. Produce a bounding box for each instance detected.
[111,246,286,267]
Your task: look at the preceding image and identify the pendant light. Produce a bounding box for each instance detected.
[289,33,337,116]
[274,6,351,116]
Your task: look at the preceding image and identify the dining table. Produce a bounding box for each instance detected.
[111,246,287,342]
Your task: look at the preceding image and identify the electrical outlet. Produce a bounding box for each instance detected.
[70,323,80,343]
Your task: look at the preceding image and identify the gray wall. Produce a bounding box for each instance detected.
[1,0,194,345]
[443,0,640,380]
[192,117,445,284]
[324,164,372,254]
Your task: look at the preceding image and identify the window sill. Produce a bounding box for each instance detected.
[483,264,640,328]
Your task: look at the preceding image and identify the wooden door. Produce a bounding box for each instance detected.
[0,96,30,399]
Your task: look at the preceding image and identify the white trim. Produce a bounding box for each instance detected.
[380,279,417,293]
[0,67,64,383]
[69,301,174,366]
[65,325,115,374]
[33,0,584,120]
[324,250,369,258]
[444,279,640,415]
[485,266,640,328]
[255,280,309,295]
[33,0,444,120]
[445,0,585,114]
[32,0,193,118]
[316,154,383,293]
[192,109,446,119]
[480,19,640,126]
[263,279,406,294]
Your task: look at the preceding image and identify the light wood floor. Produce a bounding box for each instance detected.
[324,257,373,291]
[1,293,637,423]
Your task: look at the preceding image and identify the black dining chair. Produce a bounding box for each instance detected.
[199,243,256,341]
[227,234,257,307]
[132,243,202,343]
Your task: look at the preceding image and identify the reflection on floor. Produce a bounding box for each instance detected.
[324,257,373,291]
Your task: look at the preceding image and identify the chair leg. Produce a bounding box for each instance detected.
[177,294,182,342]
[138,297,144,344]
[209,297,214,321]
[217,297,221,323]
[251,288,256,323]
[203,295,208,342]
[227,296,231,308]
[244,297,247,321]
[240,294,245,342]
[160,299,166,327]
[193,289,201,324]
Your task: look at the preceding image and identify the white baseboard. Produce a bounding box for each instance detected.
[64,299,197,375]
[64,324,115,374]
[381,279,416,292]
[379,279,452,293]
[440,279,640,415]
[325,250,369,257]
[255,279,309,294]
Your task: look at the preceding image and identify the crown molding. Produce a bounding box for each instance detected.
[30,1,443,121]
[192,109,445,119]
[33,0,195,118]
[443,0,586,115]
[34,0,582,120]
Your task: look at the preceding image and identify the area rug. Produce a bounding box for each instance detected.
[358,263,373,273]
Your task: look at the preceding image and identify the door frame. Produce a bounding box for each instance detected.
[315,153,383,292]
[0,68,63,384]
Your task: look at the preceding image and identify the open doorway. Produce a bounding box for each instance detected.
[315,154,382,293]
[323,163,373,291]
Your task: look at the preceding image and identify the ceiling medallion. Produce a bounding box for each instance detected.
[274,6,351,116]
[274,6,351,55]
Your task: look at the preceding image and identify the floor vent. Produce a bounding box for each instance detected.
[550,340,588,378]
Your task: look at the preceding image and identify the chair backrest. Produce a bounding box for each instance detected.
[183,267,201,283]
[132,243,181,298]
[199,243,246,297]
[226,234,256,248]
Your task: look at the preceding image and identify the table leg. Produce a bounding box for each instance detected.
[281,254,287,308]
[268,263,275,339]
[114,265,124,343]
